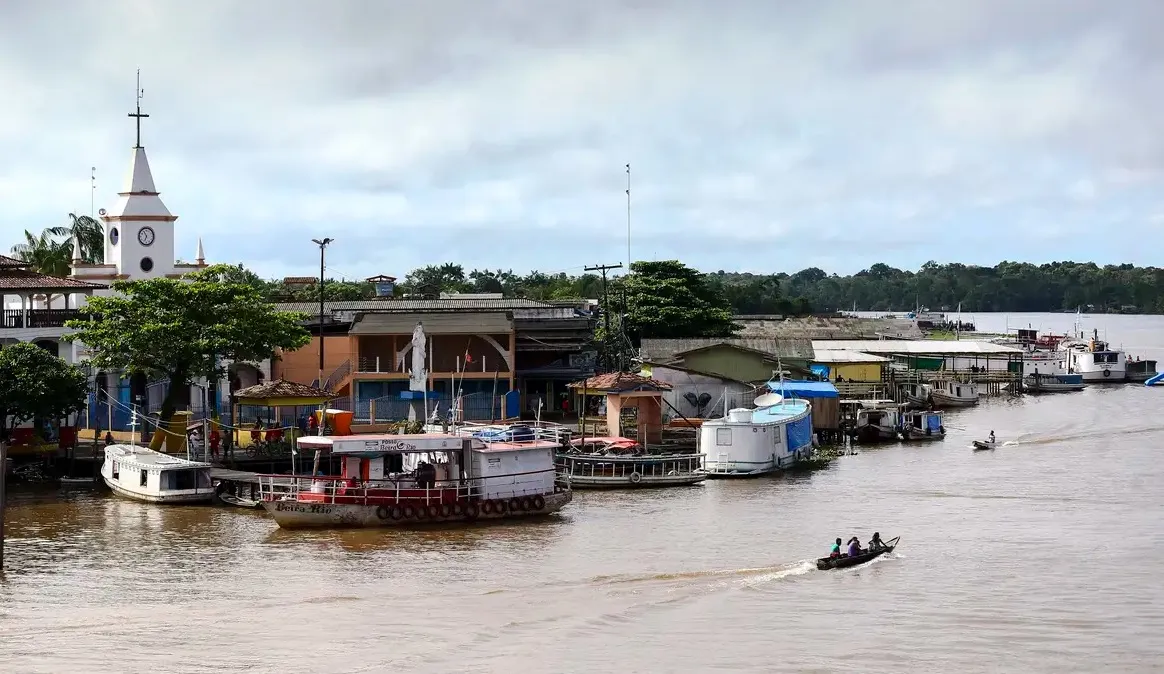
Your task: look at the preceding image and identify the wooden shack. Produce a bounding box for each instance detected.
[768,380,840,433]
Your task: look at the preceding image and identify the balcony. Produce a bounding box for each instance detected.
[1,309,85,330]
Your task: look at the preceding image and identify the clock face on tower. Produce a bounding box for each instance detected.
[137,226,156,246]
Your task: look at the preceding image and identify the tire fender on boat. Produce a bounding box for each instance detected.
[493,499,508,515]
[508,497,522,512]
[452,501,465,517]
[629,471,642,484]
[465,502,480,519]
[402,504,417,519]
[480,500,494,515]
[1103,369,1111,378]
[532,494,546,511]
[415,505,429,520]
[375,505,391,520]
[389,505,404,520]
[519,496,533,511]
[426,504,441,519]
[439,503,453,518]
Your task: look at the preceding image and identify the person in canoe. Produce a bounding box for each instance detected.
[847,536,862,557]
[988,430,996,444]
[868,532,884,550]
[830,538,842,558]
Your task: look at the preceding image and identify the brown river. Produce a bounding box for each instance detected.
[2,313,1163,673]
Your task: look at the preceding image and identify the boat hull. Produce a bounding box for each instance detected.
[566,474,707,489]
[104,478,215,504]
[900,429,945,441]
[972,441,996,451]
[853,425,899,443]
[263,491,573,529]
[929,393,978,408]
[817,544,895,570]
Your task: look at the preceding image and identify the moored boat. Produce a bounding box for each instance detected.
[699,393,814,477]
[1024,373,1085,393]
[258,433,571,528]
[101,444,215,504]
[816,536,900,570]
[852,402,901,443]
[899,410,945,441]
[1062,329,1126,382]
[972,440,996,451]
[558,436,706,488]
[929,379,979,407]
[899,383,932,409]
[1125,358,1158,383]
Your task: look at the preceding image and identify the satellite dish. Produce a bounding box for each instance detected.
[753,392,783,408]
[98,208,107,216]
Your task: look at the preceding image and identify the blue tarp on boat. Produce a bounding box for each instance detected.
[767,380,839,399]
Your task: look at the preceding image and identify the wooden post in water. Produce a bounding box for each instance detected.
[1,440,8,571]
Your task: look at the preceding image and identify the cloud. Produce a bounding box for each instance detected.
[1,0,1163,282]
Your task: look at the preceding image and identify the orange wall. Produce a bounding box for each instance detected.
[275,335,352,384]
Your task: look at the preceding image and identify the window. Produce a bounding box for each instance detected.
[716,427,732,446]
[140,257,154,273]
[140,469,148,487]
[111,461,119,480]
[171,470,197,490]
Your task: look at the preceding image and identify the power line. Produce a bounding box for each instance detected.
[584,263,623,370]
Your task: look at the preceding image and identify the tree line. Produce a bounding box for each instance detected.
[10,219,1164,314]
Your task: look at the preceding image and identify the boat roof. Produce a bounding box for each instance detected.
[297,433,559,456]
[105,444,211,469]
[768,380,839,399]
[569,436,638,447]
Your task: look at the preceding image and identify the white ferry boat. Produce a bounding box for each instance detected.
[929,380,980,407]
[1063,330,1126,382]
[101,444,215,504]
[258,433,572,529]
[699,393,814,477]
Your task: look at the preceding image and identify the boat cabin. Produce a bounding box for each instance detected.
[902,410,942,434]
[567,436,642,456]
[102,444,213,503]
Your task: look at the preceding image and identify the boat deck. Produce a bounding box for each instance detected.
[210,468,263,484]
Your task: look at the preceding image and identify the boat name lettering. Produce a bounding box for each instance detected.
[381,440,416,451]
[274,502,334,514]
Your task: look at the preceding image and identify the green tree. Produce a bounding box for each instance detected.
[11,229,71,277]
[620,260,738,339]
[54,214,105,264]
[0,342,89,441]
[64,275,311,448]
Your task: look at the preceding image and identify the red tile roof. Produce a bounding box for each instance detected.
[0,268,106,290]
[0,254,30,269]
[569,372,673,392]
[234,379,334,401]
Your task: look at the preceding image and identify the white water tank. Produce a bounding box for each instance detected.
[728,408,752,423]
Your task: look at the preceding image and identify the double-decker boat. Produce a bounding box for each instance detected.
[258,433,572,529]
[558,436,706,488]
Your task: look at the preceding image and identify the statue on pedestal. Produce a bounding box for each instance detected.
[408,322,427,422]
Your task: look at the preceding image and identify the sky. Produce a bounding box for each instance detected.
[1,0,1162,282]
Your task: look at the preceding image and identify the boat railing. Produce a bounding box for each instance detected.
[256,467,560,506]
[558,453,705,479]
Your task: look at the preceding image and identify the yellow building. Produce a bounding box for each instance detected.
[811,349,888,382]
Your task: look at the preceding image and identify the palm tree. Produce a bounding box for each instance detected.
[42,213,104,264]
[11,229,71,277]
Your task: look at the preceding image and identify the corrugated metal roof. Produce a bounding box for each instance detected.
[812,349,890,363]
[274,298,554,314]
[349,312,513,335]
[640,338,815,361]
[812,339,1023,355]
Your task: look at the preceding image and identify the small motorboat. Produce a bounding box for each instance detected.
[59,476,96,486]
[817,536,900,570]
[218,492,263,509]
[972,440,996,451]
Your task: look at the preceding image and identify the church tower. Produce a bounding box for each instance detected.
[72,72,207,288]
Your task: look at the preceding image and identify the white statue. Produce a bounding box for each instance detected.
[409,322,427,391]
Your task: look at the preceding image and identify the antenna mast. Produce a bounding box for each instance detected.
[128,69,149,149]
[625,163,632,269]
[90,167,96,218]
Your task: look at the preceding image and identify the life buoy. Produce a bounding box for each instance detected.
[1103,369,1111,378]
[439,503,453,518]
[376,505,391,520]
[401,504,417,519]
[508,497,522,512]
[389,505,404,520]
[480,500,494,515]
[465,502,480,519]
[629,472,643,484]
[493,499,508,515]
[532,495,546,511]
[519,496,533,511]
[426,504,441,519]
[452,501,465,517]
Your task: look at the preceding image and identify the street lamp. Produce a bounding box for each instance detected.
[311,238,334,389]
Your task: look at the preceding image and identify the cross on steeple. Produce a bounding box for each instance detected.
[128,69,149,149]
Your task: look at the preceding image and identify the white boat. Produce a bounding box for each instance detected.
[1125,358,1157,383]
[972,440,996,451]
[929,380,979,407]
[101,444,215,504]
[852,402,901,443]
[258,432,571,529]
[558,437,706,488]
[1024,373,1085,393]
[899,383,932,408]
[699,393,814,477]
[899,410,945,441]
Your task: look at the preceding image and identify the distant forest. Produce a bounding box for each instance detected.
[243,260,1164,315]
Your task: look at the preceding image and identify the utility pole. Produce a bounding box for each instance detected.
[585,263,623,371]
[1,440,7,571]
[311,238,334,388]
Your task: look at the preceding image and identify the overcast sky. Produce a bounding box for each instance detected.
[1,1,1161,281]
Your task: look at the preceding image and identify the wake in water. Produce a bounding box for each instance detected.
[589,560,816,587]
[1006,422,1164,447]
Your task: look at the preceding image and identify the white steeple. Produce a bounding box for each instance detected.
[71,234,82,263]
[195,237,205,264]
